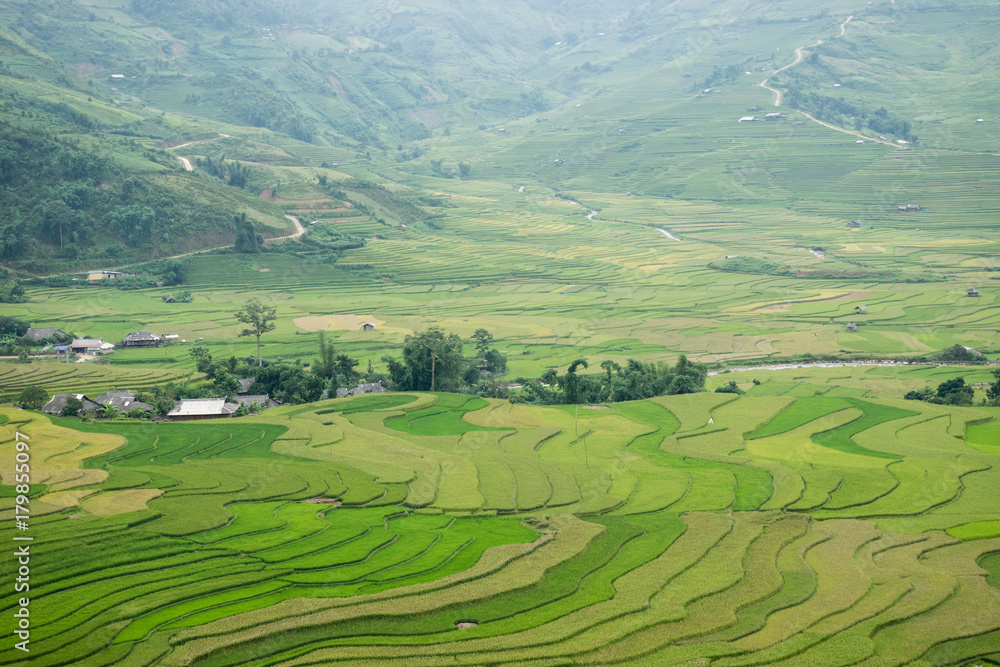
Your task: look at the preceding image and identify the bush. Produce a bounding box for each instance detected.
[61,396,83,417]
[17,386,48,410]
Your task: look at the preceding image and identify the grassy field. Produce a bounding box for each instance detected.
[1,387,998,665]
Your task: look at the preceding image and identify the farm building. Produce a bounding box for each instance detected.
[42,393,103,416]
[86,270,130,281]
[361,322,376,331]
[854,305,868,313]
[24,327,71,342]
[96,390,153,413]
[764,113,787,120]
[70,338,114,354]
[897,204,920,212]
[166,398,238,421]
[233,395,278,410]
[336,382,387,398]
[846,323,859,332]
[236,378,256,395]
[121,332,162,348]
[847,220,861,228]
[738,116,758,123]
[967,288,980,297]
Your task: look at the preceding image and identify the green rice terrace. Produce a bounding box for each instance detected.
[1,0,1000,663]
[2,384,1000,666]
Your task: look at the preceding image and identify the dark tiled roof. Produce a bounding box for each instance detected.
[336,382,387,398]
[42,393,103,415]
[96,390,134,404]
[234,395,276,409]
[25,327,68,341]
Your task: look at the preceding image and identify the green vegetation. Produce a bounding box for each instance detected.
[2,387,998,665]
[1,0,1000,664]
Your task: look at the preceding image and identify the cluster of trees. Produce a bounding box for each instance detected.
[196,157,253,189]
[429,160,472,180]
[0,121,259,264]
[514,355,707,405]
[233,213,264,253]
[298,225,366,260]
[0,279,26,304]
[784,89,916,142]
[0,315,70,356]
[936,344,987,364]
[381,327,507,396]
[188,345,329,405]
[904,370,1000,406]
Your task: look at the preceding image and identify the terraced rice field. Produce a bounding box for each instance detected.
[0,363,196,403]
[2,389,998,666]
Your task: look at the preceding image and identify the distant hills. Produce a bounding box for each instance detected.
[0,0,997,274]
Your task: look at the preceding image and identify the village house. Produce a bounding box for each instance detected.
[764,112,787,120]
[854,305,868,313]
[70,338,115,354]
[42,393,103,416]
[232,394,278,410]
[236,378,256,395]
[847,220,861,228]
[846,322,859,332]
[121,332,162,348]
[336,382,387,398]
[166,398,239,421]
[361,322,376,331]
[967,288,980,297]
[897,204,920,212]
[96,390,153,414]
[87,270,129,281]
[24,327,71,343]
[738,116,758,123]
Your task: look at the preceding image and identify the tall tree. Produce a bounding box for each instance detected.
[988,369,1000,405]
[235,298,277,367]
[233,212,262,253]
[312,332,337,380]
[391,327,466,391]
[560,358,589,404]
[471,328,494,357]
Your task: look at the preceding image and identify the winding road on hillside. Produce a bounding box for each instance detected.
[37,214,305,278]
[758,15,901,148]
[167,133,231,171]
[759,39,823,107]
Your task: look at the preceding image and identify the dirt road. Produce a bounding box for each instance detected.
[265,215,305,245]
[839,15,854,36]
[168,134,232,172]
[758,15,902,149]
[759,39,823,106]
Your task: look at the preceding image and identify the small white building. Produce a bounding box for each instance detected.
[167,398,238,421]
